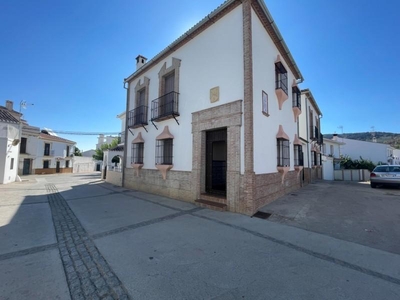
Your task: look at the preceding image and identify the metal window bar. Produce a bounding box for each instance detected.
[275,62,288,95]
[131,143,144,164]
[44,144,50,156]
[292,86,301,109]
[128,105,148,127]
[294,145,303,166]
[277,138,290,167]
[155,139,173,165]
[151,92,179,121]
[314,126,319,141]
[311,151,317,166]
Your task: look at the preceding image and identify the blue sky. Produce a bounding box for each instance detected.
[1,0,399,151]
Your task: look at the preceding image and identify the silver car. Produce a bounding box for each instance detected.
[370,165,400,188]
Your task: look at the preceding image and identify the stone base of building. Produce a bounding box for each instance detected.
[253,170,301,212]
[34,168,73,175]
[105,170,122,186]
[124,168,193,202]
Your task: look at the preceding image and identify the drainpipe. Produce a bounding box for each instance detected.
[122,81,130,187]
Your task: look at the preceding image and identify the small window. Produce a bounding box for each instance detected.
[275,62,288,95]
[20,137,27,154]
[132,143,144,164]
[10,158,14,170]
[294,145,303,166]
[311,151,316,166]
[330,145,334,156]
[292,86,301,109]
[262,91,269,116]
[66,160,69,168]
[44,143,50,156]
[277,138,290,167]
[156,139,173,165]
[43,160,50,169]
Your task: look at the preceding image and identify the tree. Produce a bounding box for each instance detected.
[92,138,119,161]
[73,146,82,156]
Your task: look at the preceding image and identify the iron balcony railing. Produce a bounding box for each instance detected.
[128,105,148,128]
[151,91,179,121]
[275,61,288,95]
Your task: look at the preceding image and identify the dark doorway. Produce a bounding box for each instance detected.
[23,159,30,175]
[206,128,227,196]
[56,161,60,173]
[96,164,101,172]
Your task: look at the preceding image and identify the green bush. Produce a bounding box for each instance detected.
[340,155,376,171]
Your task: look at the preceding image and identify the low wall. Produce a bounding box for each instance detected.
[254,170,301,211]
[124,168,193,202]
[35,168,73,175]
[73,157,97,173]
[106,170,122,186]
[334,169,370,181]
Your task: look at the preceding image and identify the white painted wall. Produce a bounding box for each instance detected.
[340,138,393,164]
[322,156,334,180]
[0,123,20,184]
[33,138,75,169]
[126,5,244,173]
[393,149,400,165]
[322,139,343,159]
[251,8,299,174]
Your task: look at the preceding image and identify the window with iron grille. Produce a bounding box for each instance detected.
[156,139,173,165]
[275,62,288,95]
[44,143,50,156]
[294,144,303,166]
[43,160,50,169]
[277,138,290,167]
[132,143,144,164]
[292,86,301,109]
[311,151,317,166]
[20,137,27,154]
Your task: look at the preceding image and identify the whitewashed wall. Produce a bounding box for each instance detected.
[251,9,299,174]
[0,124,20,184]
[33,139,75,169]
[340,138,392,164]
[126,5,244,173]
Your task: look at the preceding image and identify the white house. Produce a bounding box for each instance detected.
[0,104,20,184]
[121,0,323,215]
[32,130,76,174]
[18,120,41,175]
[321,135,345,180]
[340,137,396,165]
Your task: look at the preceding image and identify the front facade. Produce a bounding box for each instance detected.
[298,89,324,182]
[340,138,397,165]
[122,0,322,215]
[18,121,41,175]
[33,130,76,174]
[321,136,345,180]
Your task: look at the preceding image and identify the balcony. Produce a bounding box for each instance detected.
[128,105,148,128]
[151,91,179,122]
[292,86,301,122]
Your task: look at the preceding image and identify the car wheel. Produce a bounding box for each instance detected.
[370,182,377,188]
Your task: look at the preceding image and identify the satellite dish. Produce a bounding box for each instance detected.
[12,139,20,146]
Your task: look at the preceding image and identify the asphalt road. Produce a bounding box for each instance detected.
[1,173,400,299]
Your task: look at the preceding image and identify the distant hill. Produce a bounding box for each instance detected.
[324,132,400,149]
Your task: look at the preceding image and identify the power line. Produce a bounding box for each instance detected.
[51,130,121,136]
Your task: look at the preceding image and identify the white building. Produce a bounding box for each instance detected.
[121,0,323,215]
[96,134,118,150]
[321,135,345,180]
[298,89,324,182]
[32,130,76,174]
[340,138,396,165]
[18,120,41,175]
[0,104,20,184]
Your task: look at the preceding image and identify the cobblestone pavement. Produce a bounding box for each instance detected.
[46,183,131,300]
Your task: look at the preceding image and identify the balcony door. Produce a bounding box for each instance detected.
[161,72,175,117]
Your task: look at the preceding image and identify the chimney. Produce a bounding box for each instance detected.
[332,133,338,141]
[5,100,13,111]
[136,55,147,70]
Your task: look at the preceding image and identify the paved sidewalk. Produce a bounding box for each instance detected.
[1,173,400,299]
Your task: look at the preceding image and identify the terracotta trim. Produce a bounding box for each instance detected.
[132,163,144,177]
[276,125,289,140]
[277,166,290,184]
[132,132,145,144]
[156,126,174,140]
[293,134,301,146]
[155,164,173,180]
[134,76,150,108]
